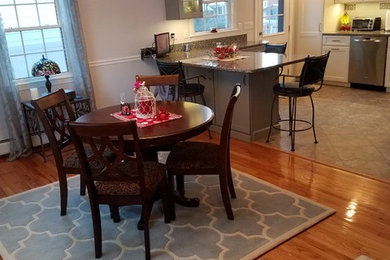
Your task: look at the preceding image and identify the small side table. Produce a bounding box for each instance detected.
[22,96,90,162]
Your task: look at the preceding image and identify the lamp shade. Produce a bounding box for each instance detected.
[31,55,61,77]
[31,55,61,93]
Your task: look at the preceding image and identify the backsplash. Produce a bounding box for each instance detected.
[345,2,390,29]
[170,34,247,53]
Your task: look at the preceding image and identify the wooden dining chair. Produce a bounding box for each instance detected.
[68,120,170,260]
[31,89,86,216]
[166,83,241,220]
[136,74,179,92]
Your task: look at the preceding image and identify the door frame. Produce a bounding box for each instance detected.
[254,0,292,55]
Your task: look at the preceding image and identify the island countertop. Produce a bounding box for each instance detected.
[160,51,306,74]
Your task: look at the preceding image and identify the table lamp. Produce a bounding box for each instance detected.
[31,55,61,93]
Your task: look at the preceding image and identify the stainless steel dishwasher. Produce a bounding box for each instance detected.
[349,36,387,87]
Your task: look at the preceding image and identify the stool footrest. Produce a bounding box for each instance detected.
[271,119,313,132]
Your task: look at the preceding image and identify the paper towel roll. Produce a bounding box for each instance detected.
[30,88,39,100]
[386,11,390,32]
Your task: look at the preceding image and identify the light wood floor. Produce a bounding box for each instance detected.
[1,132,389,260]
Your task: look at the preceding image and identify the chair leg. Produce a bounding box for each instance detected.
[59,173,68,216]
[80,175,86,196]
[310,95,318,144]
[90,200,102,258]
[291,97,297,151]
[226,158,236,199]
[109,205,121,223]
[266,94,277,143]
[199,93,212,140]
[142,202,151,260]
[219,172,234,220]
[167,174,176,221]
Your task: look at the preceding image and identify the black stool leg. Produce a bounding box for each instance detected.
[310,95,318,143]
[266,94,277,143]
[288,97,293,136]
[200,93,212,140]
[291,97,297,151]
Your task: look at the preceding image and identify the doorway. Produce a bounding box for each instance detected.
[255,0,291,55]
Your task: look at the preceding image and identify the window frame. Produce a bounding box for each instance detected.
[191,0,235,37]
[262,0,285,36]
[1,0,71,84]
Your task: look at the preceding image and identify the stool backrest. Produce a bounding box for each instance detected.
[264,43,287,54]
[299,51,330,90]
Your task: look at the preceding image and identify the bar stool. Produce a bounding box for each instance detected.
[266,51,330,151]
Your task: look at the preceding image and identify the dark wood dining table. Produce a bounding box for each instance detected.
[76,100,214,212]
[76,100,214,148]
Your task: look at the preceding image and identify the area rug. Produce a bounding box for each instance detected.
[0,169,335,260]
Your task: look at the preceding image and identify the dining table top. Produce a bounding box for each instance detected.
[75,101,214,147]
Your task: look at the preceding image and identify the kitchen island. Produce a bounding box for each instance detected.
[159,51,306,142]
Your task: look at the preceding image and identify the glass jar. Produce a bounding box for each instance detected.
[135,86,156,119]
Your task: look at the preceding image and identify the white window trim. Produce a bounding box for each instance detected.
[189,0,237,40]
[3,0,70,82]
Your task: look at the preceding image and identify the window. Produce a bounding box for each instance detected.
[263,0,284,35]
[194,0,232,33]
[0,0,68,79]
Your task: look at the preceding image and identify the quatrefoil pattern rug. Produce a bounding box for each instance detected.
[0,169,335,260]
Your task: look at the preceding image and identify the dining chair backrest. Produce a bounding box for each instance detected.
[264,43,287,54]
[220,83,241,163]
[31,89,75,165]
[68,120,147,194]
[136,74,179,90]
[299,51,330,90]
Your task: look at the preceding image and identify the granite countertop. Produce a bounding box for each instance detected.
[323,30,390,36]
[172,51,306,74]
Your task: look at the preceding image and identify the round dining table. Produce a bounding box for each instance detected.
[76,100,214,148]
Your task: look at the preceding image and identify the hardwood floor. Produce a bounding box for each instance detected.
[1,132,389,259]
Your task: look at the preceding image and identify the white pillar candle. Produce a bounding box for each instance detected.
[30,88,39,100]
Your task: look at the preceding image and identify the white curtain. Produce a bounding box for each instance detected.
[58,0,96,110]
[0,16,32,160]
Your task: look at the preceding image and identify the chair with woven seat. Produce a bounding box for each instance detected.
[68,120,170,260]
[166,83,241,220]
[32,89,87,216]
[266,51,330,151]
[263,42,287,54]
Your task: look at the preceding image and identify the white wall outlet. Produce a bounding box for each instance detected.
[171,33,175,40]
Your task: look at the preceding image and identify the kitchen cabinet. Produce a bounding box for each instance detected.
[165,0,203,20]
[322,35,350,83]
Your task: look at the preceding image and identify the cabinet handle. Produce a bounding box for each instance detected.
[331,40,341,42]
[243,75,247,86]
[331,48,340,51]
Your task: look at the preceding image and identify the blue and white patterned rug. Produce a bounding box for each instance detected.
[0,169,335,260]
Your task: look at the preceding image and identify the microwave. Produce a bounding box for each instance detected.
[352,17,381,31]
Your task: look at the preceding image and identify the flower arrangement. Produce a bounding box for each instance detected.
[213,44,239,59]
[134,81,145,92]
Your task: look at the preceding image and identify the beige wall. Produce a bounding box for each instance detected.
[77,0,255,108]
